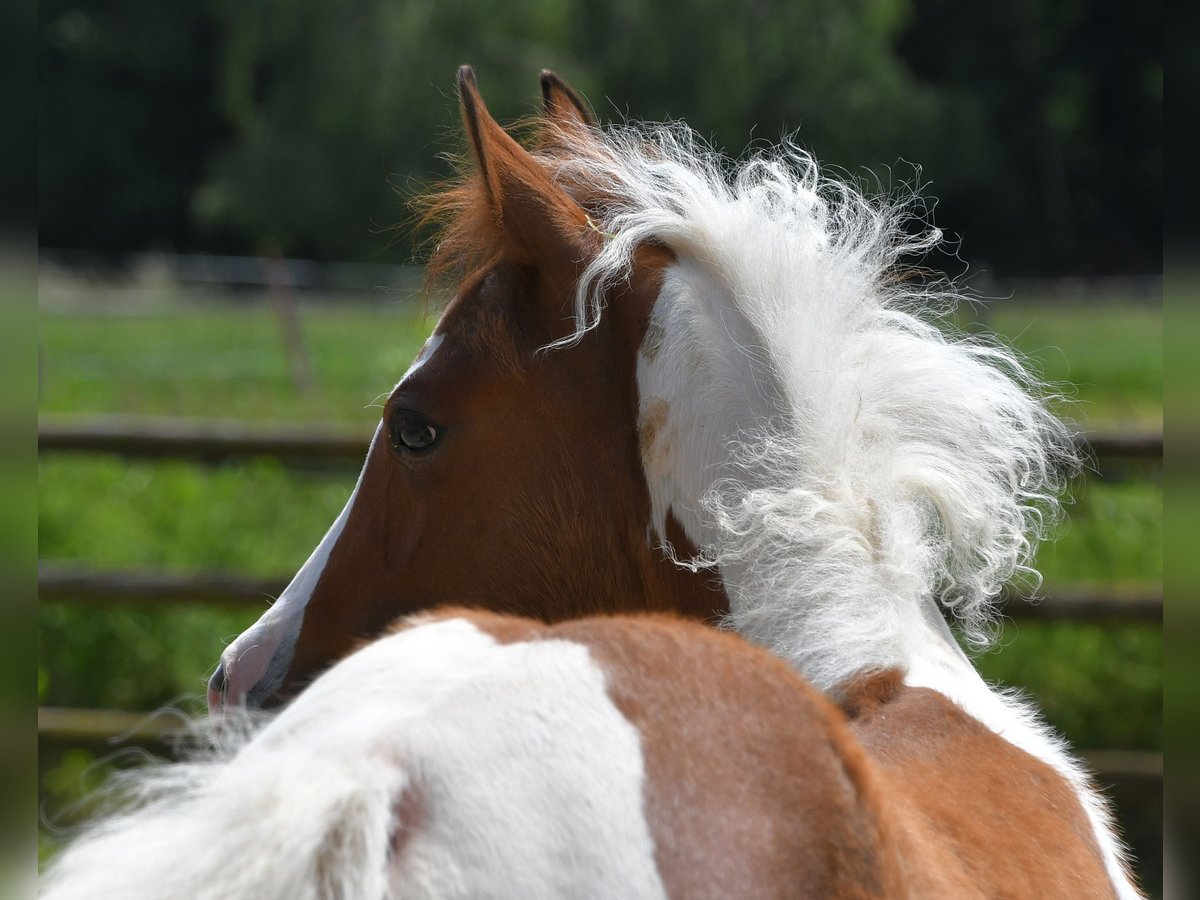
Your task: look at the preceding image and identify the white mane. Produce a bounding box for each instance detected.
[554,124,1078,687]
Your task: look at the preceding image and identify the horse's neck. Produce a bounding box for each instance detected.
[639,264,1009,710]
[636,261,786,551]
[902,598,1049,753]
[638,263,957,686]
[638,272,1138,898]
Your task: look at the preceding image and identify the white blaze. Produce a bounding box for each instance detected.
[216,332,450,708]
[398,332,444,387]
[216,422,382,706]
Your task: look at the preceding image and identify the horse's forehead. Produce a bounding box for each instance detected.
[441,265,520,329]
[433,264,531,368]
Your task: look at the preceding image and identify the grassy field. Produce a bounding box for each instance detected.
[982,302,1163,428]
[38,299,1162,428]
[37,290,1162,882]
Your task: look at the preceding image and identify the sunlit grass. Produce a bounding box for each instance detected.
[38,302,435,423]
[976,301,1162,428]
[38,456,353,575]
[39,296,1162,428]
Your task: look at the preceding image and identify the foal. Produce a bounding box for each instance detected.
[197,67,1137,895]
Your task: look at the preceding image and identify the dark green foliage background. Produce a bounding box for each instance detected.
[39,0,1161,275]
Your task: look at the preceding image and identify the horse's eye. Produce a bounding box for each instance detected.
[389,411,441,453]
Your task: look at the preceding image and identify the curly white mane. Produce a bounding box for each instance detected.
[551,123,1078,687]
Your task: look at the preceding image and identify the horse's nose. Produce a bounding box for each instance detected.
[207,664,228,715]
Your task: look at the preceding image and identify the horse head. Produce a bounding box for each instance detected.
[209,68,722,711]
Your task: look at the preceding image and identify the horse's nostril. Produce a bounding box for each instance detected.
[209,664,228,695]
[207,664,228,714]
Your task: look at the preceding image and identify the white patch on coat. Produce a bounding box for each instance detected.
[397,333,444,387]
[43,618,667,900]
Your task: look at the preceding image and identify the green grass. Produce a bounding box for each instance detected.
[37,297,1162,428]
[38,455,355,711]
[1037,477,1162,585]
[38,456,354,576]
[38,302,435,423]
[975,622,1161,750]
[977,302,1162,427]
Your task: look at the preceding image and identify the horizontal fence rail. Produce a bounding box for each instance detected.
[39,567,286,607]
[40,249,424,296]
[39,416,370,466]
[39,250,1162,303]
[38,416,1163,468]
[38,564,1162,623]
[38,706,186,747]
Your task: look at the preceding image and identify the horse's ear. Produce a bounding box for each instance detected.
[540,69,596,129]
[456,65,593,288]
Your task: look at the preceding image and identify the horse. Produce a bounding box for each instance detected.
[44,609,1112,899]
[197,66,1137,895]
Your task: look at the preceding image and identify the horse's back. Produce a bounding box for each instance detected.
[43,609,1125,899]
[547,613,903,899]
[387,610,904,899]
[42,610,899,900]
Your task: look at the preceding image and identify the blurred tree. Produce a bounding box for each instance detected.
[193,0,581,260]
[565,0,936,170]
[38,0,1161,275]
[39,0,228,257]
[196,0,938,262]
[1,0,36,235]
[896,0,1161,275]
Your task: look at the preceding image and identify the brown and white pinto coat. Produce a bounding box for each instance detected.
[204,67,1138,896]
[44,610,1108,899]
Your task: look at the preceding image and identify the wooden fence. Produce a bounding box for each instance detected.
[38,415,1164,469]
[34,564,1164,623]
